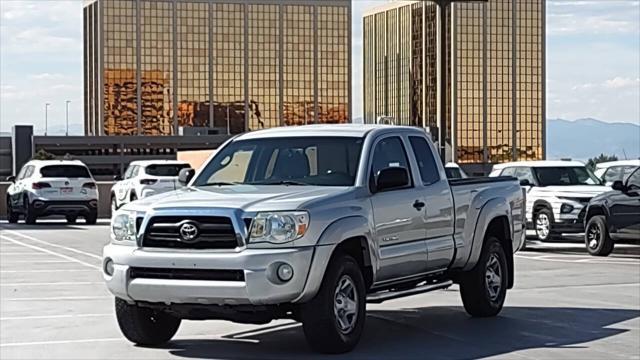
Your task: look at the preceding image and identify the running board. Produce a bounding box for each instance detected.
[366,280,453,304]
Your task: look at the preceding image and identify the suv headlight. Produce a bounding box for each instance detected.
[111,210,137,243]
[249,211,309,244]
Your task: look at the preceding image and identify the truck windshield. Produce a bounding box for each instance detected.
[534,167,602,186]
[145,164,190,177]
[193,137,364,187]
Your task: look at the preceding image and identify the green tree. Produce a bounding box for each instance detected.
[586,153,618,170]
[32,149,56,160]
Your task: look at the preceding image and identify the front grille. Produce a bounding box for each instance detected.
[130,267,244,281]
[142,216,239,249]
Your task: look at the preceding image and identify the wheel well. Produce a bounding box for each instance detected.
[333,237,373,290]
[585,205,605,223]
[485,216,514,289]
[533,201,552,216]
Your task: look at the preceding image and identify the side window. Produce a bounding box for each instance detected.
[603,167,622,183]
[501,167,516,177]
[130,166,140,178]
[626,169,640,191]
[408,136,440,185]
[24,166,35,179]
[370,136,411,182]
[514,167,535,183]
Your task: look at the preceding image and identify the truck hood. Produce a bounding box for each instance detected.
[535,185,611,199]
[120,185,351,213]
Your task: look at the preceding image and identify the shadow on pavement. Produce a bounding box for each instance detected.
[161,306,639,360]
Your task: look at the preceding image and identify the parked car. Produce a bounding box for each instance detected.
[444,162,468,179]
[490,161,609,242]
[5,160,98,224]
[110,160,191,212]
[584,166,640,256]
[104,124,525,353]
[593,160,640,185]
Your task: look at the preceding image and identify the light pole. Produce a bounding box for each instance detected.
[44,103,51,136]
[428,0,486,162]
[65,100,71,136]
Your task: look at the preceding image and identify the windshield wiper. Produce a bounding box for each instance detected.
[252,180,309,186]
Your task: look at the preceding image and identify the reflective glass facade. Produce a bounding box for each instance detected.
[363,0,544,166]
[84,0,351,136]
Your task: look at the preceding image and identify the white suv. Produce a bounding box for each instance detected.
[594,160,640,185]
[5,160,99,224]
[490,161,610,242]
[110,160,191,212]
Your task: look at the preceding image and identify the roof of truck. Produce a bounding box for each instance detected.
[492,160,586,170]
[235,124,426,140]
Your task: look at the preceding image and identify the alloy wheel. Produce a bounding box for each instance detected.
[485,253,502,302]
[333,275,358,334]
[536,213,550,239]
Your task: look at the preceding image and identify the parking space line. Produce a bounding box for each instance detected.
[4,296,110,301]
[0,313,112,321]
[2,260,73,264]
[0,235,100,270]
[0,282,103,287]
[515,253,639,265]
[1,230,102,260]
[0,252,49,255]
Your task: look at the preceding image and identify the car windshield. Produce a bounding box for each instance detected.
[40,165,91,178]
[145,164,190,177]
[193,137,364,187]
[533,166,602,186]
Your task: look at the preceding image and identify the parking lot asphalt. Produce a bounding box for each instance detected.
[1,221,639,360]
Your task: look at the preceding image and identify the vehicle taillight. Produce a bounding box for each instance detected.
[82,182,97,189]
[32,182,51,190]
[140,179,157,185]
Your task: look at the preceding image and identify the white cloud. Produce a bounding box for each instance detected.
[29,73,65,81]
[604,77,640,89]
[547,0,640,35]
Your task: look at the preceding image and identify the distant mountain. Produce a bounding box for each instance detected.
[547,118,640,161]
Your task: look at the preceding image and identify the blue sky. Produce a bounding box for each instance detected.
[1,0,639,134]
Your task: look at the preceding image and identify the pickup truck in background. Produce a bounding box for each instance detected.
[103,125,525,354]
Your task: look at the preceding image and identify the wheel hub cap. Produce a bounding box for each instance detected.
[334,275,358,334]
[587,224,601,249]
[536,214,550,239]
[485,254,502,301]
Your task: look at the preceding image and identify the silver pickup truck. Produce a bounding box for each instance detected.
[103,124,525,353]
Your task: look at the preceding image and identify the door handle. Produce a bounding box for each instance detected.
[413,200,426,211]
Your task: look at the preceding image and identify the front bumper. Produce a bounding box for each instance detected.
[103,244,324,306]
[31,199,98,217]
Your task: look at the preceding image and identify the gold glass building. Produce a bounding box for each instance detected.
[83,0,351,136]
[363,0,545,172]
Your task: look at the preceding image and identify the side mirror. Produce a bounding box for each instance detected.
[6,175,15,183]
[178,168,195,187]
[611,180,625,192]
[519,179,532,187]
[113,174,123,181]
[375,167,410,193]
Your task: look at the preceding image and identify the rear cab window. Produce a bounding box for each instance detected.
[40,165,91,178]
[408,136,440,185]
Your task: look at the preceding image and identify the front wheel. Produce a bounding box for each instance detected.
[115,298,181,346]
[459,236,508,317]
[6,198,18,223]
[534,208,556,242]
[23,197,36,225]
[585,215,614,256]
[301,254,366,354]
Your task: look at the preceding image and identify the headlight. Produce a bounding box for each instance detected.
[249,211,309,244]
[111,211,137,243]
[560,203,574,214]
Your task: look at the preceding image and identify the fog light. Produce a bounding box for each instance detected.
[277,263,294,282]
[104,258,114,276]
[560,204,574,214]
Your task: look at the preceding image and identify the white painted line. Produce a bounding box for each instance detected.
[1,230,102,260]
[1,269,98,273]
[0,281,103,287]
[2,260,72,264]
[0,252,49,255]
[4,296,110,301]
[516,254,640,265]
[0,235,100,270]
[1,313,112,321]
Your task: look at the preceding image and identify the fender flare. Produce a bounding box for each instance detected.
[295,216,375,303]
[463,197,512,272]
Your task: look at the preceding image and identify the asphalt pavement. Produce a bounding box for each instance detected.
[1,220,639,359]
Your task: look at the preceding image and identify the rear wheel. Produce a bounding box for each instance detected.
[23,197,36,225]
[115,298,181,346]
[585,215,614,257]
[66,215,77,224]
[85,210,98,225]
[459,236,508,317]
[301,254,366,354]
[534,208,556,242]
[6,198,18,224]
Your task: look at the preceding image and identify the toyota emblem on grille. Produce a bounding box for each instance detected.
[179,222,199,242]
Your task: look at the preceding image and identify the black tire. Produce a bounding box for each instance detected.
[85,210,98,225]
[6,198,18,224]
[23,197,36,225]
[115,298,181,346]
[111,195,119,214]
[300,254,366,354]
[585,215,614,257]
[460,236,508,317]
[66,215,77,224]
[534,208,556,242]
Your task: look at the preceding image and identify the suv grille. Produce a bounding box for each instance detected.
[142,216,239,249]
[130,267,244,281]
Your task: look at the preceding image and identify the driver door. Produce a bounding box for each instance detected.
[610,169,640,238]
